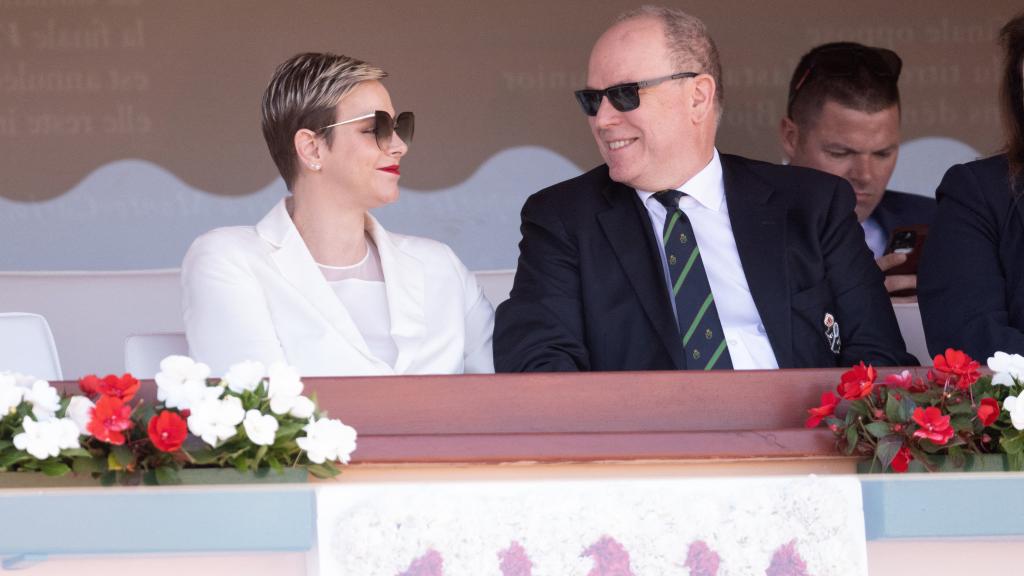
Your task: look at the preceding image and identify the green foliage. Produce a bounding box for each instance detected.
[808,358,1024,474]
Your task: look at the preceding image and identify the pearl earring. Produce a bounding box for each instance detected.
[310,163,321,171]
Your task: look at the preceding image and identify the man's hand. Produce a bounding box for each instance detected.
[876,252,917,303]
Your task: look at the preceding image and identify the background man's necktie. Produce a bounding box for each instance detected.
[653,189,733,370]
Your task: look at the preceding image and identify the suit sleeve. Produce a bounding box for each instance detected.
[494,193,590,372]
[918,163,1024,359]
[181,234,288,376]
[822,179,918,366]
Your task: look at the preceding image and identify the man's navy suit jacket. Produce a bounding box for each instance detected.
[870,189,937,239]
[494,153,916,371]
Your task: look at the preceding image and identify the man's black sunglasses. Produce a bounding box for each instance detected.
[574,71,699,116]
[787,44,902,115]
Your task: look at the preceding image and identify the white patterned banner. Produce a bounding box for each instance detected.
[314,476,867,576]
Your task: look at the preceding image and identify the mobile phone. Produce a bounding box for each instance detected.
[883,225,928,297]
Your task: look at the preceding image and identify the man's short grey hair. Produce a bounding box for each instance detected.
[261,52,386,190]
[616,5,724,109]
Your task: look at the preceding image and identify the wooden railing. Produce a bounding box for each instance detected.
[300,368,869,464]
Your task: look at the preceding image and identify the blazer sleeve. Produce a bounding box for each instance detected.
[442,245,495,373]
[820,179,918,366]
[181,232,288,376]
[494,193,589,372]
[918,163,1024,359]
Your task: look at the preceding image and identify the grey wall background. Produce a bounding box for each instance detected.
[0,1,1018,271]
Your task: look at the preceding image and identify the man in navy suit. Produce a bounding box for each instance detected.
[494,6,915,372]
[780,42,936,300]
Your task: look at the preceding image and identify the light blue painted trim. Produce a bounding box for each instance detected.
[861,474,1024,539]
[0,488,314,556]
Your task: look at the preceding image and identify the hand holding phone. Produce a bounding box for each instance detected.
[880,225,928,298]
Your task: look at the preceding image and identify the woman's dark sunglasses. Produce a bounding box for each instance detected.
[318,110,415,151]
[788,45,902,114]
[574,71,699,116]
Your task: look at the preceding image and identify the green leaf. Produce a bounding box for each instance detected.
[846,401,869,417]
[864,422,892,439]
[0,450,27,469]
[110,444,134,468]
[884,394,902,422]
[0,440,12,451]
[39,460,71,477]
[267,456,284,473]
[155,466,182,485]
[60,448,92,459]
[950,415,974,432]
[72,457,101,475]
[99,471,117,486]
[307,462,339,479]
[874,435,903,470]
[253,445,268,468]
[844,426,859,455]
[1000,430,1024,455]
[947,403,975,415]
[275,421,304,441]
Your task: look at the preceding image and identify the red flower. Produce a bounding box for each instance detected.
[837,362,876,400]
[931,348,980,390]
[805,392,840,428]
[912,406,955,445]
[87,396,134,445]
[147,411,187,452]
[884,370,927,393]
[890,445,913,473]
[79,373,140,401]
[977,398,1000,427]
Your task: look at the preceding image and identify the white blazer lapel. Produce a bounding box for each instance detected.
[257,200,381,365]
[367,215,425,374]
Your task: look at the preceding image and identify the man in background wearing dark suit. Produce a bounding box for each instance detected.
[494,6,915,372]
[780,42,936,300]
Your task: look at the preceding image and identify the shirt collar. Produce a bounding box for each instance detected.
[636,149,725,212]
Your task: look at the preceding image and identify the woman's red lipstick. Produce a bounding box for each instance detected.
[378,165,401,175]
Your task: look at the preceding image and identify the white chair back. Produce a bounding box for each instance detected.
[125,332,189,379]
[892,302,932,367]
[475,269,515,307]
[0,312,63,380]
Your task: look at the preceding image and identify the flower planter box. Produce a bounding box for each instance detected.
[857,453,1009,474]
[0,467,308,488]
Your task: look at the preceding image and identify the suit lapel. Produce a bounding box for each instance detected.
[596,180,686,369]
[721,156,793,368]
[257,200,383,367]
[367,215,425,374]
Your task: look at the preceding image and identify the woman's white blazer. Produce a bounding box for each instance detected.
[182,199,494,376]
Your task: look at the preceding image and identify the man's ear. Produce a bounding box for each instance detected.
[294,128,323,171]
[690,74,717,124]
[779,116,800,161]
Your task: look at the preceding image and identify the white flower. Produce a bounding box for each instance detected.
[65,396,95,436]
[223,360,266,394]
[288,395,315,419]
[156,355,219,410]
[0,377,24,416]
[988,351,1024,387]
[54,418,82,450]
[1004,392,1024,431]
[267,363,305,415]
[242,409,279,446]
[296,417,357,464]
[22,379,61,420]
[187,395,245,447]
[13,416,62,459]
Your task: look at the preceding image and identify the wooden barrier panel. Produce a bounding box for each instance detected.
[301,368,857,464]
